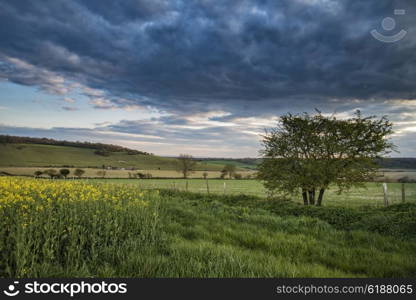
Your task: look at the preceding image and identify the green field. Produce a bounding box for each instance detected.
[1,177,415,278]
[0,143,224,170]
[87,179,416,207]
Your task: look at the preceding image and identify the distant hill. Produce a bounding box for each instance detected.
[201,157,416,170]
[0,137,224,171]
[377,158,416,170]
[0,135,150,155]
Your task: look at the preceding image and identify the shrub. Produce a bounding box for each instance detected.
[44,169,58,179]
[74,169,85,178]
[34,170,43,177]
[59,168,70,178]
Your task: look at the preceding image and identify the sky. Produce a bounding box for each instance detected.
[0,0,415,157]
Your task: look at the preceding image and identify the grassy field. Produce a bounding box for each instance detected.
[0,143,225,170]
[203,159,258,170]
[87,179,416,207]
[1,177,415,278]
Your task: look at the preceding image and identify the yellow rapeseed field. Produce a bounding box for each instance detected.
[0,177,160,277]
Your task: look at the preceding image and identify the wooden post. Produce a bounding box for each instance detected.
[401,183,406,202]
[206,179,210,194]
[186,180,189,192]
[382,183,389,207]
[223,182,226,194]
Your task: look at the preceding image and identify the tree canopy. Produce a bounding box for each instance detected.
[176,154,197,179]
[257,110,395,205]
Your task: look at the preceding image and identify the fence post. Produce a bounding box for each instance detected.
[382,183,389,207]
[223,182,226,194]
[206,179,210,194]
[186,180,188,192]
[401,183,406,202]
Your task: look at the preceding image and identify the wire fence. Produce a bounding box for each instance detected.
[114,179,416,207]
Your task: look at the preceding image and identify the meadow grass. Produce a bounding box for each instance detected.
[92,178,416,207]
[1,177,415,278]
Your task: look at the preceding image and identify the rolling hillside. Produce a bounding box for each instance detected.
[0,143,224,171]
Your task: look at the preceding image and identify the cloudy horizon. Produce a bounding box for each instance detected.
[1,0,416,158]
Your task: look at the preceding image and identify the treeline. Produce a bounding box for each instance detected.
[198,157,416,170]
[0,135,151,155]
[376,158,416,169]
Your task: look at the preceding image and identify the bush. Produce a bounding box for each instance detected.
[34,170,43,177]
[74,169,85,178]
[137,172,152,179]
[44,169,59,179]
[59,169,70,178]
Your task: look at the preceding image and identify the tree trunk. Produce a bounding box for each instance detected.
[302,189,308,205]
[308,189,315,205]
[316,188,325,206]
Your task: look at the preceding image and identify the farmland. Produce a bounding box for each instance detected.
[0,143,225,171]
[91,179,416,207]
[0,167,254,179]
[1,177,415,278]
[1,140,416,278]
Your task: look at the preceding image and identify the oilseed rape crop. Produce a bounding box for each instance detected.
[0,177,161,277]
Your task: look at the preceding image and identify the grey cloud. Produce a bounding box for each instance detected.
[0,0,415,116]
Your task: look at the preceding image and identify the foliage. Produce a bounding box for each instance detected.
[74,168,85,178]
[258,110,394,205]
[176,154,197,179]
[59,168,70,178]
[222,164,236,179]
[34,170,43,177]
[44,169,59,179]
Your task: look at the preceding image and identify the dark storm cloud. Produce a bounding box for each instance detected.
[0,0,415,116]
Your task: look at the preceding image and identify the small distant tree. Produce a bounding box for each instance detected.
[74,168,85,178]
[176,154,197,179]
[59,168,70,178]
[45,169,58,179]
[222,164,236,179]
[220,169,227,179]
[34,170,43,178]
[202,172,208,179]
[258,110,395,206]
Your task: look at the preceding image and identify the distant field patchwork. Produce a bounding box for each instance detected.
[0,167,255,179]
[0,143,225,170]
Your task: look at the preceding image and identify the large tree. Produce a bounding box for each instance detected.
[258,110,394,206]
[222,164,236,179]
[176,154,197,179]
